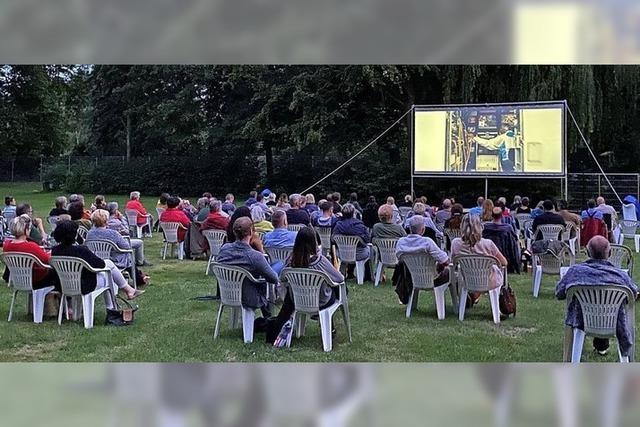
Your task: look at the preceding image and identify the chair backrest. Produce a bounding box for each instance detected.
[332,235,362,263]
[608,244,634,274]
[264,246,293,264]
[454,254,499,293]
[538,244,574,275]
[315,226,332,251]
[281,268,334,314]
[620,220,639,237]
[399,251,439,290]
[561,222,578,241]
[444,228,463,245]
[521,219,533,234]
[536,224,565,241]
[47,215,60,232]
[210,263,258,307]
[622,204,637,221]
[160,222,182,243]
[76,226,88,244]
[515,213,531,230]
[567,285,635,338]
[0,252,45,291]
[399,207,412,220]
[49,256,95,296]
[202,229,227,257]
[155,207,165,219]
[85,239,118,260]
[125,209,139,224]
[372,237,399,266]
[287,224,305,232]
[0,215,5,237]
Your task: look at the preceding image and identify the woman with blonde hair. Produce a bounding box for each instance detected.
[451,214,508,293]
[481,198,495,222]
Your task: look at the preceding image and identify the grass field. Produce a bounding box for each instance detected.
[0,182,637,362]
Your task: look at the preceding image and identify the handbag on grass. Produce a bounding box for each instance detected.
[498,267,516,317]
[105,296,138,326]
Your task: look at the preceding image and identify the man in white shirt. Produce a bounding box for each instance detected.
[595,196,617,219]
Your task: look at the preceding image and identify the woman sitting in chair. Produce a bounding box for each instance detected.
[51,220,143,301]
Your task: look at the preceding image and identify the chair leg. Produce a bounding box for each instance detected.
[162,242,168,260]
[8,290,18,321]
[57,294,65,325]
[532,265,542,298]
[319,309,334,352]
[405,289,416,318]
[32,288,51,324]
[340,302,352,343]
[488,287,501,324]
[571,329,586,363]
[374,262,383,287]
[178,242,184,260]
[213,304,223,339]
[635,235,640,253]
[229,307,240,329]
[355,261,365,285]
[434,286,447,320]
[82,294,95,329]
[296,313,307,338]
[241,308,255,344]
[458,288,468,321]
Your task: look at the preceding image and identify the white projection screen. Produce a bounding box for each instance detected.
[412,101,566,177]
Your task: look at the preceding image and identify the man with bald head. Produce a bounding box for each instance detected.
[556,235,638,358]
[595,196,617,219]
[216,217,279,316]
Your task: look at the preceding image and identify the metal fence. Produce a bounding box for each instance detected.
[567,173,640,211]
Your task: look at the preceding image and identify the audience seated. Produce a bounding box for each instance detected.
[404,202,440,241]
[556,236,638,357]
[482,207,521,273]
[216,217,278,318]
[285,194,310,225]
[348,192,363,213]
[92,195,107,212]
[16,203,46,243]
[264,210,297,248]
[515,196,532,214]
[399,194,413,208]
[434,199,452,225]
[156,193,169,211]
[303,194,319,215]
[245,191,258,207]
[225,206,264,252]
[331,192,343,214]
[86,209,150,285]
[311,200,338,228]
[372,204,406,239]
[361,196,380,229]
[105,202,149,267]
[385,196,401,224]
[530,201,545,219]
[276,193,291,211]
[265,192,277,207]
[125,191,152,235]
[2,196,17,220]
[581,198,604,221]
[68,201,92,232]
[49,196,68,217]
[468,197,484,217]
[252,194,271,215]
[510,195,522,212]
[557,200,581,226]
[595,196,617,219]
[332,203,370,261]
[444,203,464,229]
[2,214,58,291]
[69,194,92,219]
[251,205,274,233]
[159,196,191,242]
[195,197,211,222]
[221,193,236,215]
[480,199,494,222]
[532,200,566,240]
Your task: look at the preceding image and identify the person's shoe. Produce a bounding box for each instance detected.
[126,289,145,300]
[596,349,608,356]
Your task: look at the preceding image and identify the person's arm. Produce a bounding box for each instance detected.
[114,232,130,249]
[357,223,370,243]
[79,246,106,269]
[318,256,344,283]
[30,242,51,264]
[427,240,449,266]
[250,232,264,253]
[253,251,278,283]
[489,242,508,267]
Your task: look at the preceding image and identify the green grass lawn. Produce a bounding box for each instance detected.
[0,182,637,362]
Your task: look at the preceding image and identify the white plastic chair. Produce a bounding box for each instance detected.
[155,207,165,231]
[333,235,370,285]
[75,226,88,245]
[608,244,634,278]
[85,239,137,289]
[210,263,263,343]
[126,210,152,238]
[264,246,293,265]
[400,252,451,320]
[280,268,351,352]
[316,226,333,258]
[622,203,637,221]
[535,224,565,241]
[514,213,531,236]
[521,218,534,250]
[202,229,227,275]
[371,238,399,287]
[454,254,503,324]
[47,215,61,233]
[1,252,55,323]
[49,256,116,329]
[561,222,580,256]
[532,243,574,298]
[563,285,636,363]
[616,220,640,252]
[160,222,187,260]
[444,228,462,251]
[287,224,305,232]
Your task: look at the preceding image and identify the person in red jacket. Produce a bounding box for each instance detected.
[200,200,230,231]
[160,196,191,242]
[125,191,152,234]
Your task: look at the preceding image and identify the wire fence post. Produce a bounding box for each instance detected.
[597,174,601,196]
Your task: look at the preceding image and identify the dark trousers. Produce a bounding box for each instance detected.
[593,337,610,352]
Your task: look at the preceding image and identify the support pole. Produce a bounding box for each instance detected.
[484,178,488,199]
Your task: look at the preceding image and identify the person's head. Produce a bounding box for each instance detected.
[232,217,253,243]
[10,214,32,238]
[16,203,33,217]
[210,200,222,213]
[250,205,265,222]
[319,200,333,214]
[159,193,170,205]
[442,198,452,210]
[249,191,257,199]
[461,214,483,247]
[481,199,494,220]
[55,196,67,209]
[349,192,358,202]
[492,207,503,222]
[196,197,210,210]
[404,194,413,203]
[52,220,79,246]
[305,193,316,205]
[4,196,15,206]
[596,196,605,206]
[341,203,356,219]
[513,195,521,205]
[202,192,212,199]
[543,200,555,212]
[107,202,119,216]
[408,215,425,236]
[386,196,395,206]
[451,203,464,215]
[521,197,530,207]
[413,202,426,216]
[94,195,105,208]
[279,193,289,203]
[261,189,272,198]
[130,191,141,201]
[290,226,319,268]
[90,209,109,228]
[497,197,507,206]
[368,195,377,205]
[476,196,485,207]
[420,196,427,204]
[333,192,341,202]
[587,235,611,260]
[289,193,302,208]
[557,200,568,211]
[167,197,180,209]
[256,193,264,203]
[377,204,394,223]
[225,193,234,202]
[67,201,84,220]
[68,194,83,204]
[326,193,334,202]
[495,199,505,210]
[268,193,276,202]
[271,209,288,229]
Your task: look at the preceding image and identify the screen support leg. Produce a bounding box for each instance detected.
[484,178,488,200]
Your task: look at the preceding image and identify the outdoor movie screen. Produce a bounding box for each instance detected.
[413,102,565,176]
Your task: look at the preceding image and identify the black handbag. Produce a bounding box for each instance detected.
[105,296,138,326]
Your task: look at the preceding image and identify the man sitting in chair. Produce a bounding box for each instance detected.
[556,236,638,357]
[532,200,566,241]
[217,217,279,318]
[159,196,191,242]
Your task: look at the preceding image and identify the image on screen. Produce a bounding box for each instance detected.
[413,103,565,176]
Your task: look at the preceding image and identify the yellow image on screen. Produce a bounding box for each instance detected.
[413,104,564,175]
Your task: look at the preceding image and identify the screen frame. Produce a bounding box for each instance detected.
[411,100,567,178]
